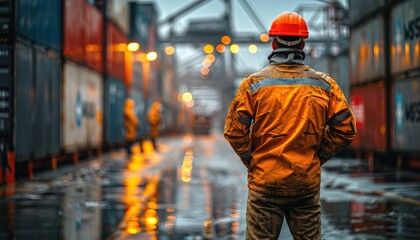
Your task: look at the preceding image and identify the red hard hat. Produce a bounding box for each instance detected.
[269,11,309,38]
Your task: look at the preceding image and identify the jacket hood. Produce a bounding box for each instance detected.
[268,48,305,65]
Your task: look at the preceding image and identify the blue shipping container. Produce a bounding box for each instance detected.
[104,77,127,145]
[15,41,61,162]
[17,0,62,50]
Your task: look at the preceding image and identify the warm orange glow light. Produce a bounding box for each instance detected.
[146,51,158,61]
[230,44,240,54]
[127,42,140,52]
[221,35,231,45]
[216,44,226,53]
[203,44,214,54]
[182,92,193,103]
[206,54,215,63]
[165,45,175,55]
[248,44,258,54]
[201,67,210,76]
[202,59,212,68]
[260,33,269,43]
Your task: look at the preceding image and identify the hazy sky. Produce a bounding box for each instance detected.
[149,0,348,36]
[144,0,349,113]
[146,0,349,76]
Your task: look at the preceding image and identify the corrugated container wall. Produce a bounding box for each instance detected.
[62,61,103,152]
[107,0,129,35]
[63,0,85,62]
[390,0,420,75]
[15,42,61,162]
[349,14,385,84]
[16,0,62,50]
[130,2,158,52]
[106,21,127,82]
[64,0,104,72]
[84,3,104,72]
[349,0,385,26]
[392,77,420,152]
[350,83,387,152]
[104,77,126,145]
[14,42,33,160]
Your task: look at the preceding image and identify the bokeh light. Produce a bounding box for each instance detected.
[165,45,175,55]
[230,44,240,54]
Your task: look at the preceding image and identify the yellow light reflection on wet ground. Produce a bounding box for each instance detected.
[180,150,194,183]
[116,141,161,237]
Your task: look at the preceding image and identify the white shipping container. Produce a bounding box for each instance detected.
[391,0,420,74]
[63,61,103,152]
[107,0,129,34]
[349,14,385,84]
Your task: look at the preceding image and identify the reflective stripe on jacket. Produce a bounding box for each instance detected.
[224,64,356,196]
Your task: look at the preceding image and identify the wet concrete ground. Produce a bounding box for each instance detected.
[1,133,420,240]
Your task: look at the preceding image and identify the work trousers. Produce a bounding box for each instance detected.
[246,189,321,240]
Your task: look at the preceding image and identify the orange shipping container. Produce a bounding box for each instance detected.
[350,82,387,152]
[84,3,104,72]
[106,22,127,82]
[63,0,85,62]
[64,0,104,72]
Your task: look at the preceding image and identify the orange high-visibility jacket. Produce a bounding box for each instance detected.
[123,99,139,141]
[148,101,162,138]
[224,64,356,196]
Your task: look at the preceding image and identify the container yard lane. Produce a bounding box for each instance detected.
[1,133,420,240]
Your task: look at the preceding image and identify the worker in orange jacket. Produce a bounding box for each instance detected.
[123,98,139,155]
[148,101,162,151]
[224,11,356,240]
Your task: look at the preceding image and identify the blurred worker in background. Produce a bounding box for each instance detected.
[123,98,139,155]
[224,11,356,240]
[148,101,162,151]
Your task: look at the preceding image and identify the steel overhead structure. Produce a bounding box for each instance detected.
[294,0,349,56]
[158,0,349,118]
[158,0,270,118]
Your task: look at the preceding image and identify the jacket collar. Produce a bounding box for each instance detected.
[268,48,305,65]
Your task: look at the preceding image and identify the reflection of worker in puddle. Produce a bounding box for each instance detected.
[147,101,163,152]
[123,98,139,155]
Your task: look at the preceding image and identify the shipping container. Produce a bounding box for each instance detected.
[14,42,32,161]
[349,14,385,84]
[16,0,62,50]
[62,61,103,153]
[350,82,387,152]
[106,22,127,82]
[14,41,61,162]
[129,2,158,52]
[84,3,104,72]
[392,77,420,152]
[349,0,385,26]
[64,0,104,72]
[390,0,420,74]
[107,0,129,35]
[104,77,126,146]
[63,0,85,62]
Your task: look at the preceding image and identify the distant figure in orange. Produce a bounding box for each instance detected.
[147,101,162,151]
[123,98,139,155]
